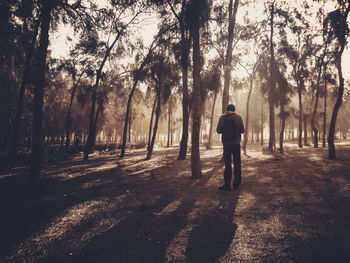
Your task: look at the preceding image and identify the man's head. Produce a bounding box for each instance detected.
[226,104,235,112]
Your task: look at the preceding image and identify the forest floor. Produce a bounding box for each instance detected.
[1,142,350,263]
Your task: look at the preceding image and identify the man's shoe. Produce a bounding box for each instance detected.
[232,184,240,190]
[218,185,231,191]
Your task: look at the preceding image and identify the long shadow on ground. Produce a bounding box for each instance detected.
[0,149,240,263]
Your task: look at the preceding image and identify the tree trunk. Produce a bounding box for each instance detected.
[146,85,161,160]
[311,60,326,148]
[328,44,346,159]
[279,105,285,154]
[84,30,123,160]
[268,3,276,152]
[147,95,157,151]
[191,9,202,178]
[128,106,132,143]
[65,80,77,149]
[11,20,39,156]
[167,98,171,148]
[303,114,308,146]
[207,89,218,149]
[297,84,303,148]
[178,25,190,160]
[322,75,327,147]
[120,80,139,158]
[260,97,264,146]
[29,1,52,179]
[92,101,103,152]
[222,0,239,113]
[243,77,253,154]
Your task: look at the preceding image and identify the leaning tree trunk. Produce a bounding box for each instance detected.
[147,95,157,151]
[207,89,218,149]
[191,10,202,179]
[84,31,122,160]
[243,77,254,154]
[328,45,346,160]
[222,0,239,113]
[297,84,303,148]
[120,80,139,158]
[11,20,39,156]
[146,85,161,160]
[29,1,52,179]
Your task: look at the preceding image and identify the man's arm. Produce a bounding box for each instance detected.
[216,116,224,134]
[239,116,245,133]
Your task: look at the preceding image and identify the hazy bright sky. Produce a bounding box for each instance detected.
[50,1,350,80]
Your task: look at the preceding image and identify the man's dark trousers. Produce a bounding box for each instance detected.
[223,143,241,187]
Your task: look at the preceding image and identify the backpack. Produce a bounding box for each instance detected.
[222,117,239,140]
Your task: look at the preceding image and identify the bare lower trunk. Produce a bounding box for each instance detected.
[243,77,253,154]
[303,114,308,146]
[322,79,327,147]
[29,1,52,179]
[178,27,190,160]
[147,95,157,151]
[146,88,161,160]
[191,15,202,178]
[167,99,171,148]
[311,66,324,148]
[279,105,285,154]
[297,87,303,148]
[328,45,346,159]
[84,87,97,160]
[120,81,138,158]
[65,83,77,149]
[268,98,275,152]
[268,3,276,153]
[260,98,264,146]
[207,90,218,149]
[128,106,132,143]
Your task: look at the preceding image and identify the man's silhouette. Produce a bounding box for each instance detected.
[216,104,245,190]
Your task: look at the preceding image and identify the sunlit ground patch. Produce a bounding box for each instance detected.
[153,200,182,216]
[165,225,195,262]
[6,199,120,261]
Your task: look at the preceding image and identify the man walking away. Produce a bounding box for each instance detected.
[216,104,245,190]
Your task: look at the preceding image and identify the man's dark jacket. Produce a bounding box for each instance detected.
[216,111,245,144]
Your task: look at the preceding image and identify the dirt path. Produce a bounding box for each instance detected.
[1,144,350,262]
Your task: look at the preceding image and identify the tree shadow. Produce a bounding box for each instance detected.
[185,191,239,263]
